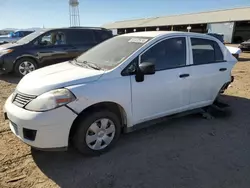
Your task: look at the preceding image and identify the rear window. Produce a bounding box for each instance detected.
[67,29,95,45]
[191,38,224,65]
[94,30,113,42]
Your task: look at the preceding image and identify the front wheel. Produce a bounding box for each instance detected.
[73,111,121,155]
[14,58,38,77]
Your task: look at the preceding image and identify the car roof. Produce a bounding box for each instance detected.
[44,27,110,32]
[14,30,34,32]
[122,31,218,40]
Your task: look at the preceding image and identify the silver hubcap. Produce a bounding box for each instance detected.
[19,61,36,75]
[86,118,116,150]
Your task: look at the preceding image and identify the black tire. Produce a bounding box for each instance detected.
[73,110,121,156]
[14,58,38,77]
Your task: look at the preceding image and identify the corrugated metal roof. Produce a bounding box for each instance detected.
[103,7,250,29]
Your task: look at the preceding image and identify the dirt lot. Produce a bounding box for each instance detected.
[1,52,250,188]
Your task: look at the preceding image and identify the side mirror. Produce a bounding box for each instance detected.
[135,62,155,82]
[139,62,155,75]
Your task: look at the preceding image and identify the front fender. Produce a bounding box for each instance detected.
[14,54,40,64]
[66,77,133,127]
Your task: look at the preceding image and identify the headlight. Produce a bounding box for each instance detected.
[25,88,76,112]
[0,49,14,56]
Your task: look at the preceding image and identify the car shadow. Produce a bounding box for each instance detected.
[31,95,250,188]
[0,74,21,84]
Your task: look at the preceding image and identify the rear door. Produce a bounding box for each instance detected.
[188,37,231,107]
[66,29,97,59]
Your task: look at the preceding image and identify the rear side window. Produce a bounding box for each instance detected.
[67,29,95,45]
[94,30,112,42]
[191,38,224,65]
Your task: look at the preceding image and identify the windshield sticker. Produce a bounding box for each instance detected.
[128,38,149,44]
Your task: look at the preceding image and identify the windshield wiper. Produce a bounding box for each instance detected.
[81,61,102,70]
[69,59,86,67]
[69,59,102,70]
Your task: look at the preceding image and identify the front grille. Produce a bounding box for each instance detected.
[13,92,37,108]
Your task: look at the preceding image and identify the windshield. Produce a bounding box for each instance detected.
[16,30,47,44]
[76,36,152,70]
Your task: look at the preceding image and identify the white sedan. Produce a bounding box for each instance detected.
[4,31,237,155]
[226,46,242,60]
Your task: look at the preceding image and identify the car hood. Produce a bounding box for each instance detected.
[0,35,9,40]
[226,46,242,54]
[0,36,17,43]
[0,42,23,50]
[16,62,105,95]
[0,35,9,38]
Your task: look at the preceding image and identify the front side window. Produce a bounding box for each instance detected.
[140,37,186,71]
[191,38,224,65]
[76,36,152,70]
[34,31,67,46]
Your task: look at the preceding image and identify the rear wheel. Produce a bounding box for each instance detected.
[14,58,38,77]
[73,110,121,155]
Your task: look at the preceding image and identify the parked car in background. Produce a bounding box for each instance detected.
[206,33,242,60]
[239,39,250,51]
[4,31,237,155]
[0,27,113,76]
[0,30,34,45]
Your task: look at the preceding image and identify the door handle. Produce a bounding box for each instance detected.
[219,68,227,72]
[179,74,190,78]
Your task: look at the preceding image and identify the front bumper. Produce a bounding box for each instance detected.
[4,94,77,150]
[0,54,16,74]
[0,56,4,74]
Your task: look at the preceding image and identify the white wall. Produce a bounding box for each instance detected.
[111,29,118,35]
[207,22,235,43]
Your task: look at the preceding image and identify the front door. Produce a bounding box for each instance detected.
[131,37,191,125]
[33,30,71,66]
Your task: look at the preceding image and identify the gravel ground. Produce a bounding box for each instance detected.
[1,52,250,188]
